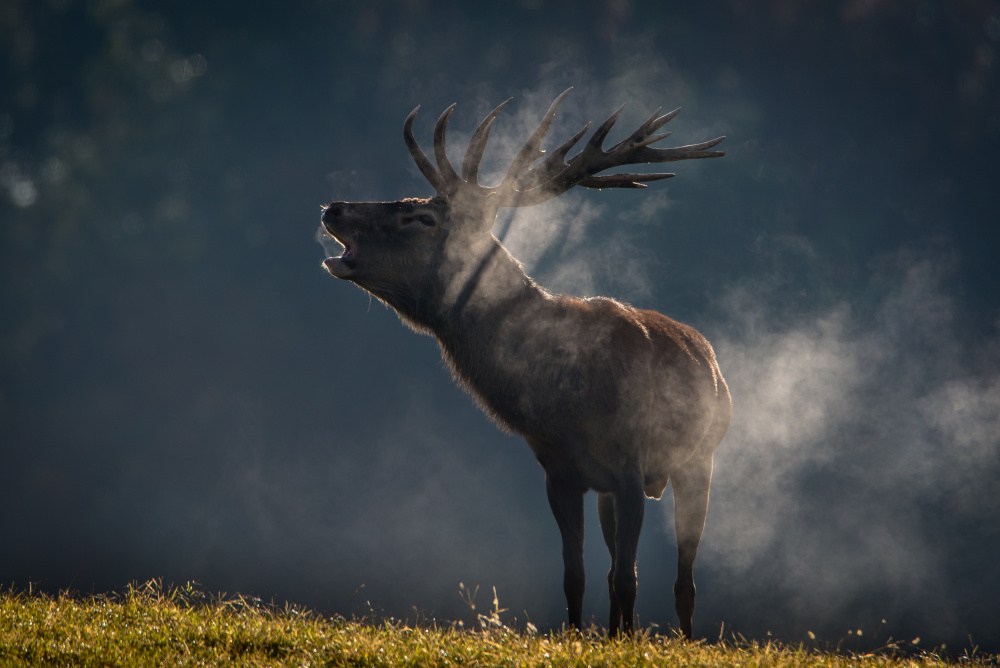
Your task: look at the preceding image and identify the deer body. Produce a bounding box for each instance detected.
[321,90,730,638]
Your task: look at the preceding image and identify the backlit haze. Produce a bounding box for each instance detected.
[2,0,998,652]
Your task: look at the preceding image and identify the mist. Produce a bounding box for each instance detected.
[2,0,998,655]
[700,243,1000,646]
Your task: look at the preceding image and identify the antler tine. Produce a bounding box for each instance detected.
[645,107,682,134]
[584,102,626,154]
[502,104,725,207]
[513,122,590,190]
[629,135,727,163]
[606,106,676,153]
[532,102,624,186]
[568,108,686,190]
[578,172,675,188]
[503,103,629,205]
[461,97,513,184]
[404,106,448,195]
[433,104,463,189]
[605,106,660,153]
[547,123,591,164]
[498,87,574,194]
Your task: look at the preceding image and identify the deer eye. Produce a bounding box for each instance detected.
[401,213,436,227]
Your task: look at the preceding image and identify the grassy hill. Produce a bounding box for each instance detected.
[1,581,993,667]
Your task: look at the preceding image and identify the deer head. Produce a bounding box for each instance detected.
[321,88,725,329]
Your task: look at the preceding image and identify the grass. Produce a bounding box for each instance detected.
[0,580,994,667]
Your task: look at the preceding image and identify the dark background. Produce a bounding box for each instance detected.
[2,0,999,652]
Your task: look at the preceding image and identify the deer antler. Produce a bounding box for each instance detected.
[403,88,726,205]
[404,97,514,197]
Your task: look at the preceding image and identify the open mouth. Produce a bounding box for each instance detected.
[319,230,358,278]
[329,239,354,262]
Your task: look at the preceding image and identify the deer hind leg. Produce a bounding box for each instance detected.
[609,475,645,636]
[670,451,713,640]
[597,492,622,635]
[545,474,586,630]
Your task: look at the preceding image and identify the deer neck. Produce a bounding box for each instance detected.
[426,234,562,435]
[429,234,544,359]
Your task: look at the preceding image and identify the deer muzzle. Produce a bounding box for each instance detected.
[321,205,356,278]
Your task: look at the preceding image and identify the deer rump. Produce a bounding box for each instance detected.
[320,88,731,639]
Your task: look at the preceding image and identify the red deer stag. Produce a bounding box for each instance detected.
[320,89,731,638]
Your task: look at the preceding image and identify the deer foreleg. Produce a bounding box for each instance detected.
[671,452,713,640]
[545,474,586,630]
